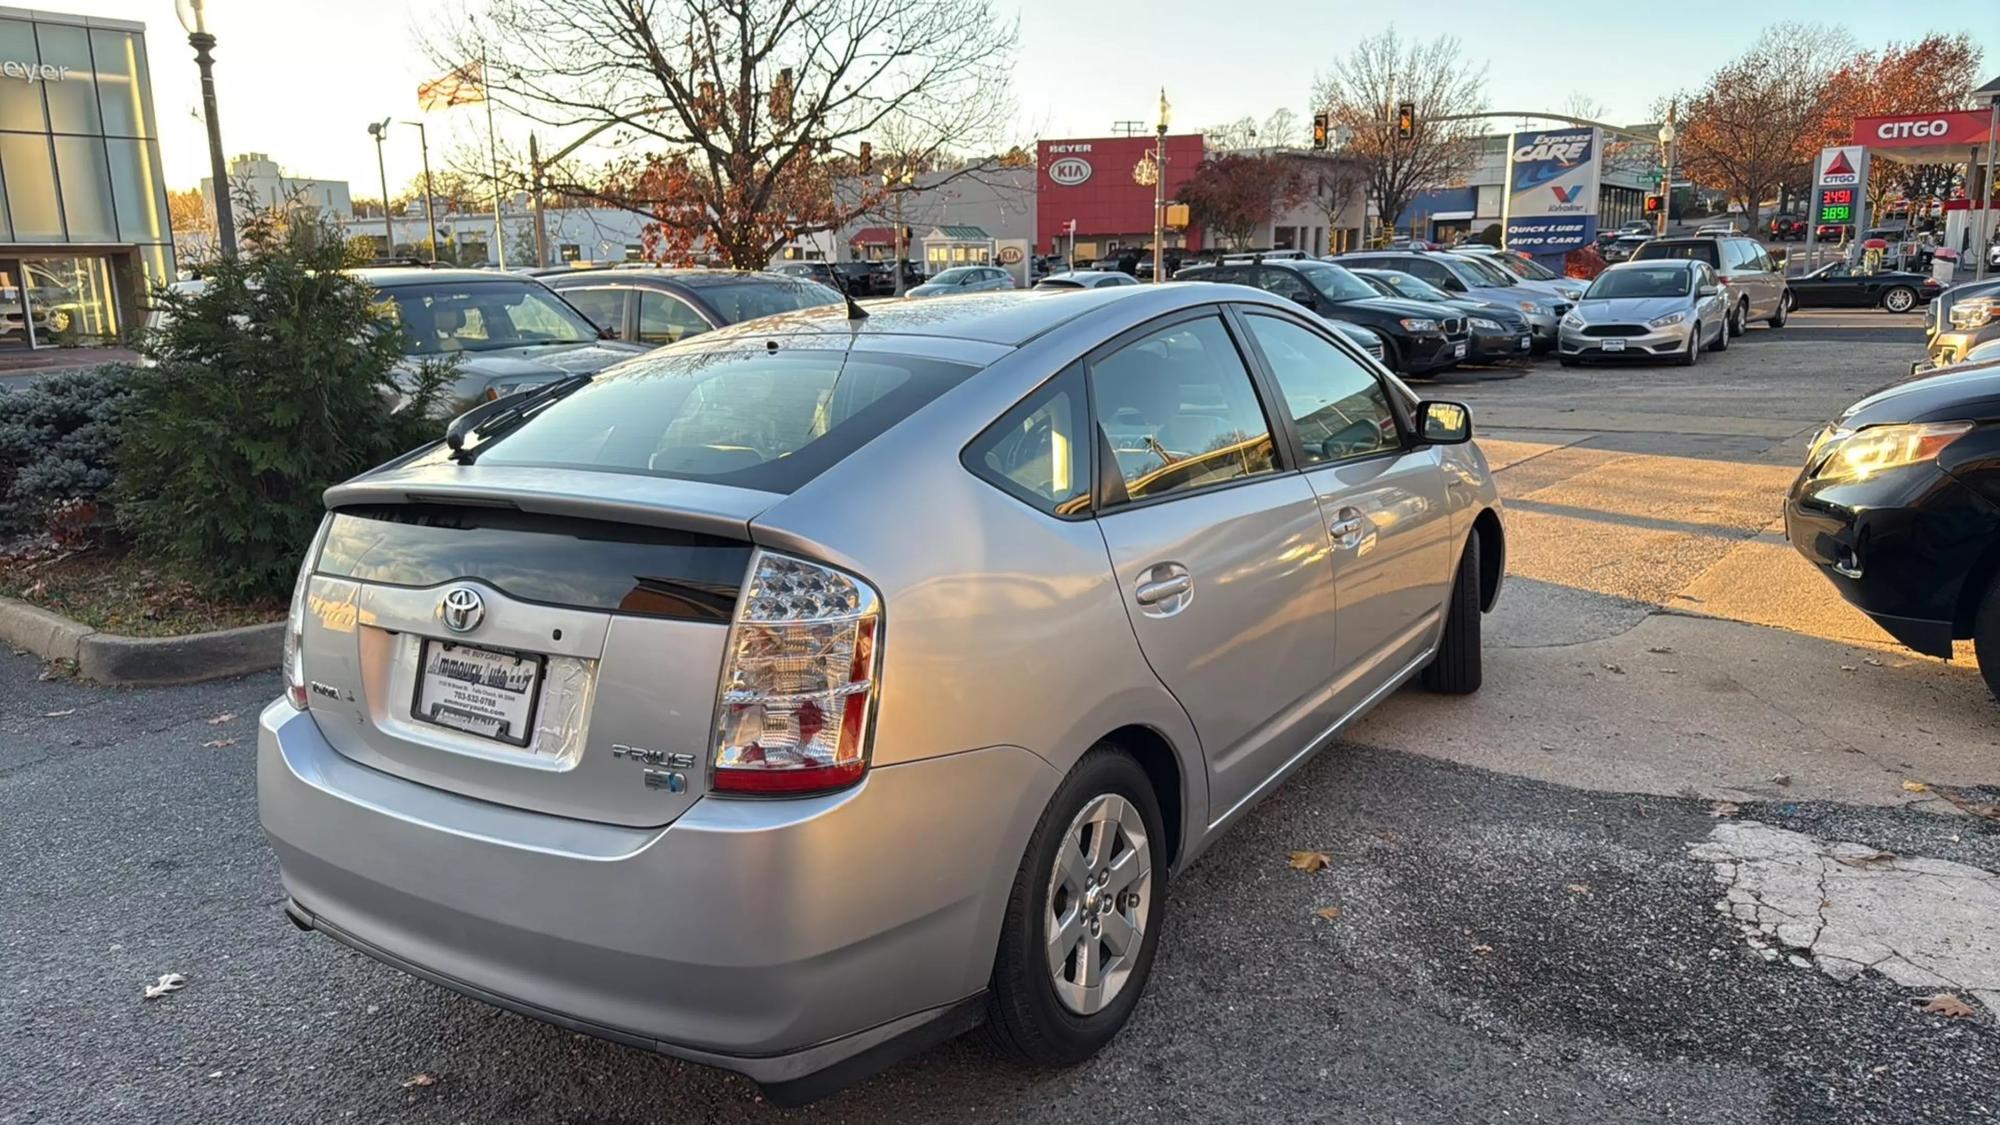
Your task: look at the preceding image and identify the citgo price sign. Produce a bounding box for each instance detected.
[1817,187,1853,224]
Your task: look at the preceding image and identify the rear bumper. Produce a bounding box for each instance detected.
[258,701,1059,1097]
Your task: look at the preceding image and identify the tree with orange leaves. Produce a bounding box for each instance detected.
[1815,34,1984,213]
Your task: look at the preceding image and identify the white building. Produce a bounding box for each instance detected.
[202,152,353,222]
[338,203,657,267]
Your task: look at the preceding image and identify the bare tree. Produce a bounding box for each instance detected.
[1261,107,1301,149]
[434,0,1017,267]
[1559,92,1609,124]
[1674,23,1855,237]
[1312,31,1487,242]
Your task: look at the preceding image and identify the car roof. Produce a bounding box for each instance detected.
[351,267,539,288]
[1604,258,1699,271]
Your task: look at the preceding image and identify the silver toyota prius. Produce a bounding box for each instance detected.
[258,284,1507,1103]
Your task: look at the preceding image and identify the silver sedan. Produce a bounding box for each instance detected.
[1558,259,1729,366]
[258,285,1505,1104]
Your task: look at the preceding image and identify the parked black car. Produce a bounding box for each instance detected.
[1349,267,1533,361]
[1177,259,1468,375]
[1785,357,2000,701]
[1787,262,1941,312]
[539,268,844,346]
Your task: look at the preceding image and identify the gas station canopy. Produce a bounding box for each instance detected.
[1852,108,1996,165]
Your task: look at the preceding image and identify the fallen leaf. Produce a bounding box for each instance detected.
[1770,774,1792,787]
[1646,646,1675,655]
[1601,663,1626,675]
[1863,657,1884,667]
[1920,994,1975,1019]
[1901,780,1929,794]
[1565,883,1591,894]
[201,738,237,749]
[401,1072,438,1089]
[206,1071,223,1080]
[1288,850,1333,873]
[142,973,186,1000]
[43,708,75,717]
[1471,944,1494,956]
[1658,668,1681,674]
[206,712,236,725]
[1709,801,1740,818]
[1314,906,1342,921]
[1840,665,1857,673]
[1836,849,1896,868]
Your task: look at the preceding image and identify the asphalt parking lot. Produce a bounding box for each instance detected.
[3,308,1996,1125]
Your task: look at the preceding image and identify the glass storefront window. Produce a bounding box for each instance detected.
[0,20,47,132]
[34,24,100,135]
[106,137,165,241]
[0,133,63,240]
[55,135,113,240]
[138,242,174,289]
[90,29,152,138]
[24,255,118,340]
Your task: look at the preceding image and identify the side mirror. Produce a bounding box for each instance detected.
[1417,400,1472,444]
[1698,283,1720,296]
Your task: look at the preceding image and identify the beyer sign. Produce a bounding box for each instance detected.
[0,61,69,82]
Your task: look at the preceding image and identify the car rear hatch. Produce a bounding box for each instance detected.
[296,468,775,829]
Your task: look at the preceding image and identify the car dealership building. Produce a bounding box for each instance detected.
[0,6,172,348]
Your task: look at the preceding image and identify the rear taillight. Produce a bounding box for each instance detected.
[282,518,330,711]
[1717,275,1733,285]
[710,551,881,795]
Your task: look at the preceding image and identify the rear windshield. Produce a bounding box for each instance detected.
[377,281,600,355]
[1632,240,1719,266]
[472,346,978,493]
[317,505,751,621]
[698,279,843,323]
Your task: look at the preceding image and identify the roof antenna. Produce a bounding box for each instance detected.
[843,287,870,320]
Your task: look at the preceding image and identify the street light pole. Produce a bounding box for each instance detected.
[402,119,438,263]
[1978,94,1999,282]
[367,119,394,258]
[176,0,235,258]
[1154,89,1171,284]
[1657,107,1676,240]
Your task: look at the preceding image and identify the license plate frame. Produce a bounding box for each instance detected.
[1453,341,1468,359]
[1601,338,1627,353]
[411,639,545,747]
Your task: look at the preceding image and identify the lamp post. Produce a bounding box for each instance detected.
[1657,112,1676,239]
[175,0,235,258]
[366,118,393,259]
[400,120,438,262]
[1154,89,1171,284]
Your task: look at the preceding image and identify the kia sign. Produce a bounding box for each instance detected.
[1048,157,1092,186]
[1504,127,1600,254]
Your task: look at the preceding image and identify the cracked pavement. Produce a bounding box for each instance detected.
[1693,820,2000,1011]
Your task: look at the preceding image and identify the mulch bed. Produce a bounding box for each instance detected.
[0,541,283,638]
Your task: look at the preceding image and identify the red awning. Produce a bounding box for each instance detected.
[850,226,894,245]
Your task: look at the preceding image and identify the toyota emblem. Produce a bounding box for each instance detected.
[439,586,485,633]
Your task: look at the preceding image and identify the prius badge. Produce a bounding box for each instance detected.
[439,585,485,633]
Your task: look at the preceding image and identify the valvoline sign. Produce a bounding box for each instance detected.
[1506,127,1601,253]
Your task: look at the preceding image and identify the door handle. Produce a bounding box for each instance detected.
[1329,507,1368,548]
[1134,574,1192,606]
[1329,516,1364,539]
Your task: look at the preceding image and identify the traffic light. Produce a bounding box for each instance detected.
[1644,193,1663,214]
[1395,101,1415,142]
[1311,112,1329,150]
[858,141,872,175]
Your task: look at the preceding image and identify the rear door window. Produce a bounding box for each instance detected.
[1088,315,1277,503]
[560,287,627,335]
[963,365,1090,515]
[638,291,711,345]
[1253,267,1313,303]
[473,347,977,493]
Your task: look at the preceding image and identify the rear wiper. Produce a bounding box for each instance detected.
[445,373,593,463]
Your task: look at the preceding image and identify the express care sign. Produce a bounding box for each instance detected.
[1853,110,1994,149]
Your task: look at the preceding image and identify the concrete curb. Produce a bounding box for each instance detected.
[0,595,281,685]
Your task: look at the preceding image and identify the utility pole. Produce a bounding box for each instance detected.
[402,119,438,262]
[530,133,549,270]
[1979,92,1999,281]
[1658,104,1677,239]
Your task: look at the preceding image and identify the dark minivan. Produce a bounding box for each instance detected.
[1785,357,2000,701]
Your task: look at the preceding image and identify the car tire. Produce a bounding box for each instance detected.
[1976,573,2000,703]
[1770,292,1790,328]
[1677,325,1700,366]
[1882,286,1917,314]
[1421,533,1484,694]
[1711,316,1730,351]
[984,746,1167,1068]
[1728,300,1748,337]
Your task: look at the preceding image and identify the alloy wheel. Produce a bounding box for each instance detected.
[1885,288,1915,313]
[1045,792,1153,1016]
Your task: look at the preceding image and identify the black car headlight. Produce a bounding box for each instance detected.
[1811,421,1972,482]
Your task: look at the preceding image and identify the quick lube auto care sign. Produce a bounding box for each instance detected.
[1504,128,1601,253]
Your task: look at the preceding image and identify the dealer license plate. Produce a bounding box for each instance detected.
[413,640,543,746]
[1601,338,1627,352]
[1453,341,1467,359]
[1518,336,1532,351]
